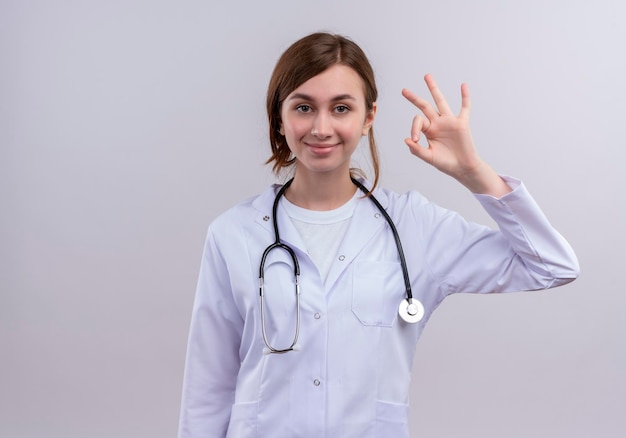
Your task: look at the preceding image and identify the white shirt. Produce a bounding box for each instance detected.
[282,191,358,283]
[178,177,579,438]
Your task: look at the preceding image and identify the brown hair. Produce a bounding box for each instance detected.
[265,32,380,191]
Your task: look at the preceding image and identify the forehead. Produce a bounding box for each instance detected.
[287,64,366,101]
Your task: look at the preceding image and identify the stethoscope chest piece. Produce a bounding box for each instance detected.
[398,298,425,324]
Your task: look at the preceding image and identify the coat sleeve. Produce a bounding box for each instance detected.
[178,226,244,438]
[418,176,579,296]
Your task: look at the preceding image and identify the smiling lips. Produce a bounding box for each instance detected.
[306,142,338,155]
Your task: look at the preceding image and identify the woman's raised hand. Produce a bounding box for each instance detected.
[402,75,511,197]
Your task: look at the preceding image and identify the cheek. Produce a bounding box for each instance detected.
[282,118,308,139]
[341,120,368,139]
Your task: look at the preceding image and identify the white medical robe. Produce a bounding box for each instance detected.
[178,177,579,438]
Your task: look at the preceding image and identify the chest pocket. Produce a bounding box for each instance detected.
[352,260,404,327]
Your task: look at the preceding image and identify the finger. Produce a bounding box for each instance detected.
[459,82,471,119]
[404,137,433,164]
[402,88,440,120]
[410,114,430,142]
[424,74,453,116]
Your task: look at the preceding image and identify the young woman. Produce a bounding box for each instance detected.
[178,32,579,438]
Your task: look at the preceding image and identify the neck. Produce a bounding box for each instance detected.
[285,171,357,211]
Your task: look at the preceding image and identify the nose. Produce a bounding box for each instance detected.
[311,113,332,138]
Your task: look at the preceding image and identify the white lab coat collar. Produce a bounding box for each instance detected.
[251,183,307,253]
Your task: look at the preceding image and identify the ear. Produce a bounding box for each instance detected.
[278,123,285,136]
[361,102,377,136]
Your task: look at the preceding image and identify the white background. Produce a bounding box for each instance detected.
[2,0,624,436]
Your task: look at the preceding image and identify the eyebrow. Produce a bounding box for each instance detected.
[286,93,357,102]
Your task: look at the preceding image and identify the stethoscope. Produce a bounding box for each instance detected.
[259,177,425,354]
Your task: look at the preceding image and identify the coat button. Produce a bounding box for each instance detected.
[338,255,345,261]
[374,213,381,219]
[313,379,321,386]
[314,312,321,320]
[263,215,270,221]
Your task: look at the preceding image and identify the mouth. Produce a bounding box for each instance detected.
[305,142,337,155]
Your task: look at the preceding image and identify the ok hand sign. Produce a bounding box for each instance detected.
[402,75,510,197]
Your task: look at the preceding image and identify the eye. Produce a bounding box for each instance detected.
[334,105,350,114]
[296,104,312,113]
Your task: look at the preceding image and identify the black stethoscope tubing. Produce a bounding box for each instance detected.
[259,178,299,280]
[350,177,414,303]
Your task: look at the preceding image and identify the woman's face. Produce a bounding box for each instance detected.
[279,64,376,179]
